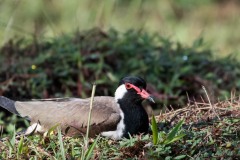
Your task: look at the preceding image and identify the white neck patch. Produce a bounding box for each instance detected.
[100,108,125,140]
[114,84,127,101]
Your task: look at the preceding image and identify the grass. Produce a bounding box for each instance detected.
[0,0,240,55]
[0,97,239,159]
[81,83,98,160]
[1,29,239,108]
[0,6,240,158]
[1,83,99,159]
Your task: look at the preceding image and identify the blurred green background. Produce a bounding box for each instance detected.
[0,0,240,55]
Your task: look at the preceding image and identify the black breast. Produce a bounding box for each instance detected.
[118,100,149,138]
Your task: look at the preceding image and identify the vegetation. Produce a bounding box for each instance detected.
[0,28,240,158]
[1,0,240,54]
[0,0,240,158]
[1,29,239,105]
[0,98,239,159]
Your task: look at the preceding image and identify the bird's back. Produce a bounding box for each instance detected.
[1,96,121,136]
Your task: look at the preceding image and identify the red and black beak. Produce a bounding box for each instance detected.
[137,88,155,103]
[125,83,155,103]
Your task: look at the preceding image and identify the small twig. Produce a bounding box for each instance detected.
[169,110,188,124]
[186,92,191,104]
[202,86,220,120]
[0,125,3,138]
[157,110,162,121]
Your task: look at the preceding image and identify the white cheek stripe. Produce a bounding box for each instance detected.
[101,106,125,140]
[114,84,127,101]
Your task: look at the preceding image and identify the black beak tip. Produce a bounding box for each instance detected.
[147,96,155,103]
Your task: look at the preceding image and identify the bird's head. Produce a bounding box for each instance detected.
[115,76,155,103]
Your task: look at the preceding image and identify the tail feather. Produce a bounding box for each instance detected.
[0,96,19,115]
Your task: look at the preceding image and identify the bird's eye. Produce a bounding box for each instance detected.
[125,83,132,89]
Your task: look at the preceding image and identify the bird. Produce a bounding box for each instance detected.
[0,76,154,140]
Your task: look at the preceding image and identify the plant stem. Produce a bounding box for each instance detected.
[85,83,96,148]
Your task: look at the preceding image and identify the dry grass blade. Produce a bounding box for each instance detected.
[156,96,240,125]
[85,83,96,148]
[202,86,220,120]
[82,83,97,160]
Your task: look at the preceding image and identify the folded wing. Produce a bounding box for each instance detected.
[14,96,121,136]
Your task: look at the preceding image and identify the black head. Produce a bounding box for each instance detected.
[119,76,147,90]
[115,76,154,103]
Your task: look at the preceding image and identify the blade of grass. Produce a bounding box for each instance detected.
[17,136,24,159]
[8,125,16,157]
[7,139,14,156]
[85,135,100,160]
[82,83,96,160]
[151,115,158,145]
[202,86,220,120]
[166,133,185,145]
[57,127,66,160]
[85,83,96,145]
[47,124,59,137]
[164,120,184,145]
[71,143,75,158]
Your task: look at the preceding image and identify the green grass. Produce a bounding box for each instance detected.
[1,99,239,159]
[0,29,239,107]
[0,8,240,158]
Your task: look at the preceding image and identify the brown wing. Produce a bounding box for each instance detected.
[15,96,121,136]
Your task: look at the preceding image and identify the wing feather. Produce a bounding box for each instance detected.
[15,96,121,136]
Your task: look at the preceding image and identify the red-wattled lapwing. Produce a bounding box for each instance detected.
[0,76,154,140]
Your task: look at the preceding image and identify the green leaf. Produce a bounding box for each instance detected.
[151,115,158,145]
[8,125,16,157]
[164,120,184,145]
[17,136,24,157]
[174,155,186,159]
[10,125,16,146]
[57,127,66,160]
[166,133,185,144]
[85,136,99,160]
[47,124,59,136]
